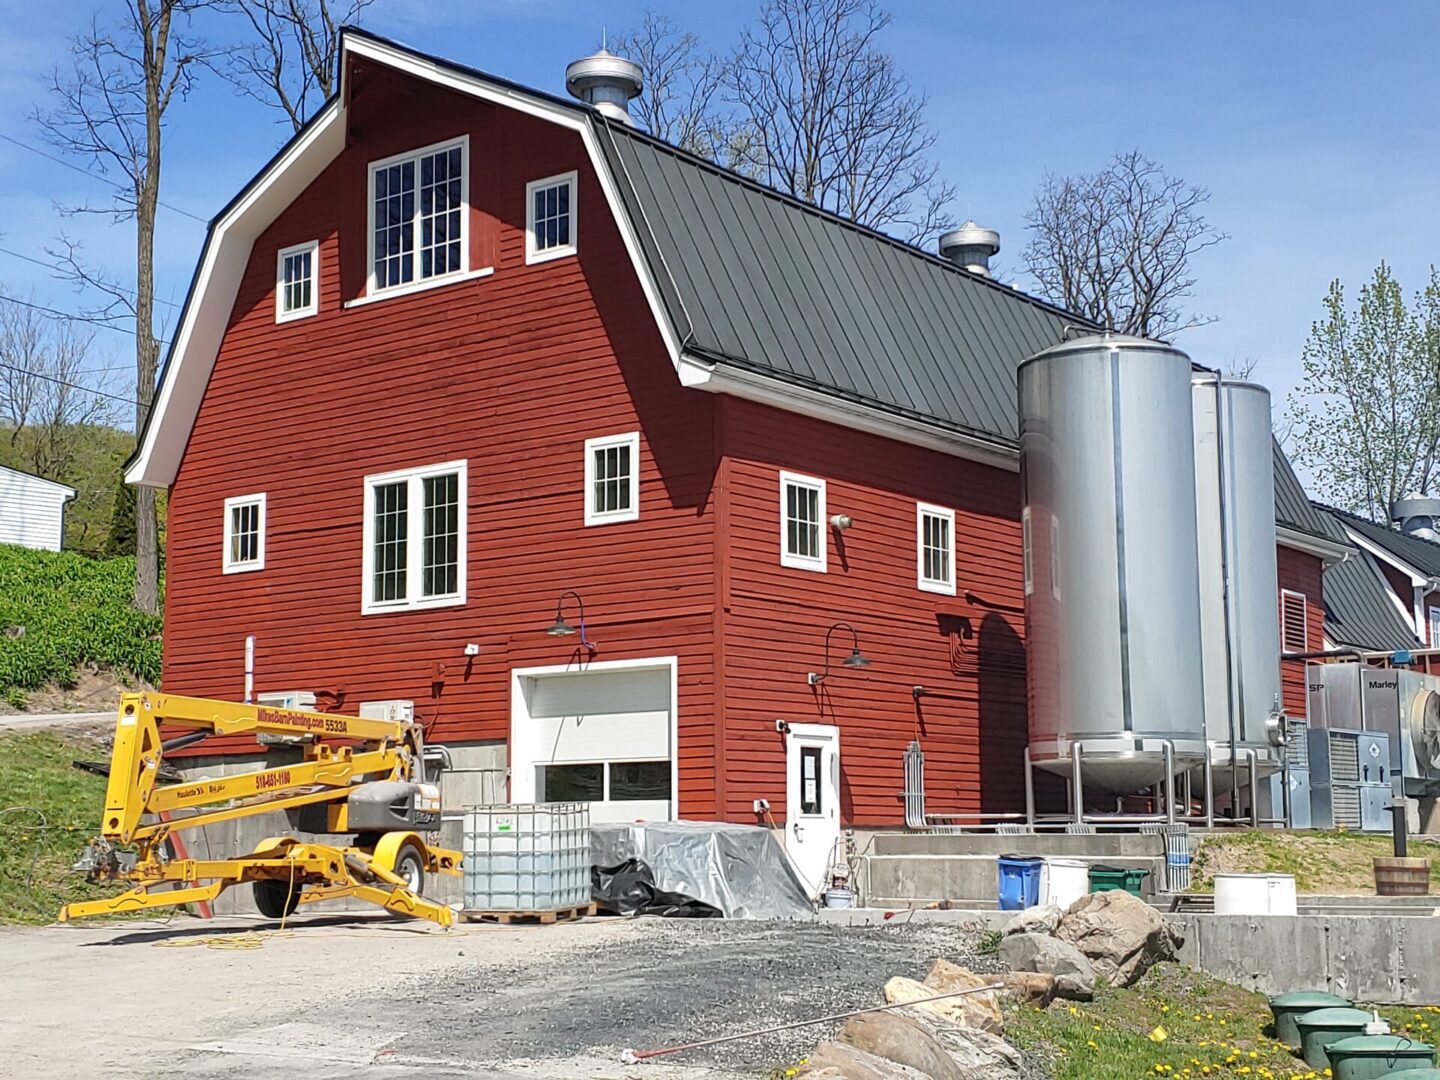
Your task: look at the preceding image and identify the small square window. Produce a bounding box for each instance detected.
[780,472,826,571]
[526,171,578,264]
[584,432,639,525]
[917,503,955,595]
[276,241,318,322]
[223,493,266,573]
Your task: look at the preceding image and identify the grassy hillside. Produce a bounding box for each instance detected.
[0,730,123,924]
[1190,828,1440,894]
[0,545,162,709]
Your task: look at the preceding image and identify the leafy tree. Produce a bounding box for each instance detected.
[1287,263,1440,521]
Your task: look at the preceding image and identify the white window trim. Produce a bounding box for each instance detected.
[1429,605,1440,646]
[916,502,956,595]
[360,459,468,615]
[1022,507,1034,597]
[364,135,474,302]
[525,170,578,265]
[222,492,266,574]
[275,240,319,323]
[1280,588,1308,652]
[583,431,640,526]
[779,471,827,572]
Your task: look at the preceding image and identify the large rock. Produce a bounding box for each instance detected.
[1000,903,1063,937]
[997,932,1096,1001]
[839,1010,967,1080]
[885,973,1002,1034]
[993,971,1058,1007]
[1054,889,1183,987]
[799,1041,931,1079]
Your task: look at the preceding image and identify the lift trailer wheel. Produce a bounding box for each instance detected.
[253,876,302,919]
[392,841,426,895]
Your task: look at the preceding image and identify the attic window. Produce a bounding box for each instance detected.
[223,493,266,573]
[276,241,318,322]
[1281,589,1308,653]
[780,471,826,572]
[368,137,468,295]
[526,172,577,264]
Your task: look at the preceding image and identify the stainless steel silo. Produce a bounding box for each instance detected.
[1191,374,1283,784]
[1020,334,1209,794]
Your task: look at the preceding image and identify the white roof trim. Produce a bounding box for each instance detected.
[1276,524,1350,565]
[0,464,76,498]
[1341,525,1432,583]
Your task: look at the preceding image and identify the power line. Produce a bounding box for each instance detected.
[0,291,170,346]
[0,362,142,408]
[0,132,209,225]
[0,245,183,311]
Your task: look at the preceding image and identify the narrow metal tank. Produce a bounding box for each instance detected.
[1191,373,1283,779]
[1020,334,1209,793]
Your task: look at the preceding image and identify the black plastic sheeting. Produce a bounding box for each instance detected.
[591,858,721,918]
[590,820,815,920]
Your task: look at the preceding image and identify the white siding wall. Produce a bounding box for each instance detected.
[0,467,75,552]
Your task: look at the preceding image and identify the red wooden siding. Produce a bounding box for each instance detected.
[1276,545,1325,718]
[715,397,1028,827]
[1377,559,1414,611]
[163,64,721,813]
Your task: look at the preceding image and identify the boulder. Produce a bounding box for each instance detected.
[918,1018,1024,1078]
[799,1041,931,1079]
[993,971,1058,1007]
[884,972,1002,1034]
[838,1010,967,1080]
[999,903,1063,937]
[997,932,1096,1001]
[1054,888,1183,987]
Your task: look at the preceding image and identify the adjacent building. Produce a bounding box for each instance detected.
[0,464,75,552]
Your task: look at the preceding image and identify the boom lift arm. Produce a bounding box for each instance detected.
[59,692,462,927]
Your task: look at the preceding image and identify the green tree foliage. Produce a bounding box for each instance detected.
[1287,264,1440,520]
[0,422,138,557]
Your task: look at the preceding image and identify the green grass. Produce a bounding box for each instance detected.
[0,730,129,924]
[0,545,162,709]
[1190,829,1440,894]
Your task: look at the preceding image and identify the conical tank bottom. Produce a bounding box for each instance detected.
[1033,752,1204,796]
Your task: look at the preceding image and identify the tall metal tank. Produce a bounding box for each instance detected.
[1191,373,1283,777]
[1020,334,1209,793]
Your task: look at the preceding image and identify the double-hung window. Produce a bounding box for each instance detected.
[368,137,468,295]
[780,471,826,571]
[223,493,266,574]
[917,503,956,595]
[276,241,318,322]
[362,460,467,613]
[1431,606,1440,647]
[526,171,577,264]
[584,432,639,525]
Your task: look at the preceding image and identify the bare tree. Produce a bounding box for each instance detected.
[723,0,955,245]
[609,14,734,160]
[222,0,372,131]
[1023,150,1226,339]
[0,296,116,480]
[36,1,218,613]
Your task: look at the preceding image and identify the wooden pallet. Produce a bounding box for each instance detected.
[458,902,597,925]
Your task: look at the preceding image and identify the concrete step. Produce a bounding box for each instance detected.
[869,830,1165,858]
[859,851,1164,905]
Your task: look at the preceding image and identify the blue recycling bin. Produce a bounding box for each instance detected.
[997,855,1043,910]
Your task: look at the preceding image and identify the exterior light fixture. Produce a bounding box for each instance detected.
[807,621,870,685]
[830,514,854,530]
[544,590,597,652]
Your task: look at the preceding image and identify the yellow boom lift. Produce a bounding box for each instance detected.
[59,692,462,927]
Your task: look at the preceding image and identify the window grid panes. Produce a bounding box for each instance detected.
[786,482,821,561]
[592,443,631,515]
[373,161,415,289]
[921,510,951,587]
[281,249,313,314]
[228,502,261,566]
[418,146,463,280]
[532,180,572,254]
[372,481,408,603]
[421,473,459,598]
[537,761,671,803]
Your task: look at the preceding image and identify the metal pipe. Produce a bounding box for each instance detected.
[244,635,255,704]
[1392,797,1409,858]
[1204,753,1215,829]
[1281,749,1292,828]
[1070,742,1084,826]
[1163,741,1176,826]
[1212,373,1243,826]
[1246,748,1260,827]
[1023,746,1035,826]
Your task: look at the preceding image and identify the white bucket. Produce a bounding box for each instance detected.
[824,887,854,909]
[1041,857,1090,909]
[1214,872,1297,915]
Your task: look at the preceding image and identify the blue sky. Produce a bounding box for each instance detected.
[1,0,1436,436]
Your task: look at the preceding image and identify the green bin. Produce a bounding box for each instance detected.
[1269,990,1353,1047]
[1374,1070,1440,1079]
[1325,1033,1434,1079]
[1088,864,1149,896]
[1295,1008,1380,1070]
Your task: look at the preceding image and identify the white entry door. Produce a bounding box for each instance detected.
[785,723,841,898]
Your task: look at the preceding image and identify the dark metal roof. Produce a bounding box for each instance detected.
[1272,442,1342,542]
[1312,508,1422,651]
[595,121,1089,445]
[1325,504,1440,578]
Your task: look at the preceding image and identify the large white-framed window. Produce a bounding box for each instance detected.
[1280,588,1308,653]
[275,240,318,322]
[223,493,266,574]
[916,502,955,595]
[526,171,577,264]
[361,460,467,614]
[780,471,827,572]
[1429,606,1440,646]
[366,136,470,299]
[584,431,639,525]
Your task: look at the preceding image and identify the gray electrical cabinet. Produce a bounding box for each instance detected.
[1309,728,1391,832]
[1263,716,1312,828]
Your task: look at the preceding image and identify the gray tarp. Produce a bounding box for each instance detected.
[590,820,815,920]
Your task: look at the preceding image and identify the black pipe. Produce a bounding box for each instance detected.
[1392,798,1409,859]
[160,730,210,753]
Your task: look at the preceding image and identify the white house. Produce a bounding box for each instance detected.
[0,465,76,552]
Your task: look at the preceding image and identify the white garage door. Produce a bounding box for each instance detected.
[510,662,675,823]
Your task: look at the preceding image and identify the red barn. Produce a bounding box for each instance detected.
[129,30,1342,891]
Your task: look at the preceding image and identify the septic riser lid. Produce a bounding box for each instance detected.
[1295,1007,1379,1028]
[1270,991,1352,1008]
[1326,1033,1434,1055]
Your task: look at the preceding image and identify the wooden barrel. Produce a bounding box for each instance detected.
[1374,856,1432,896]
